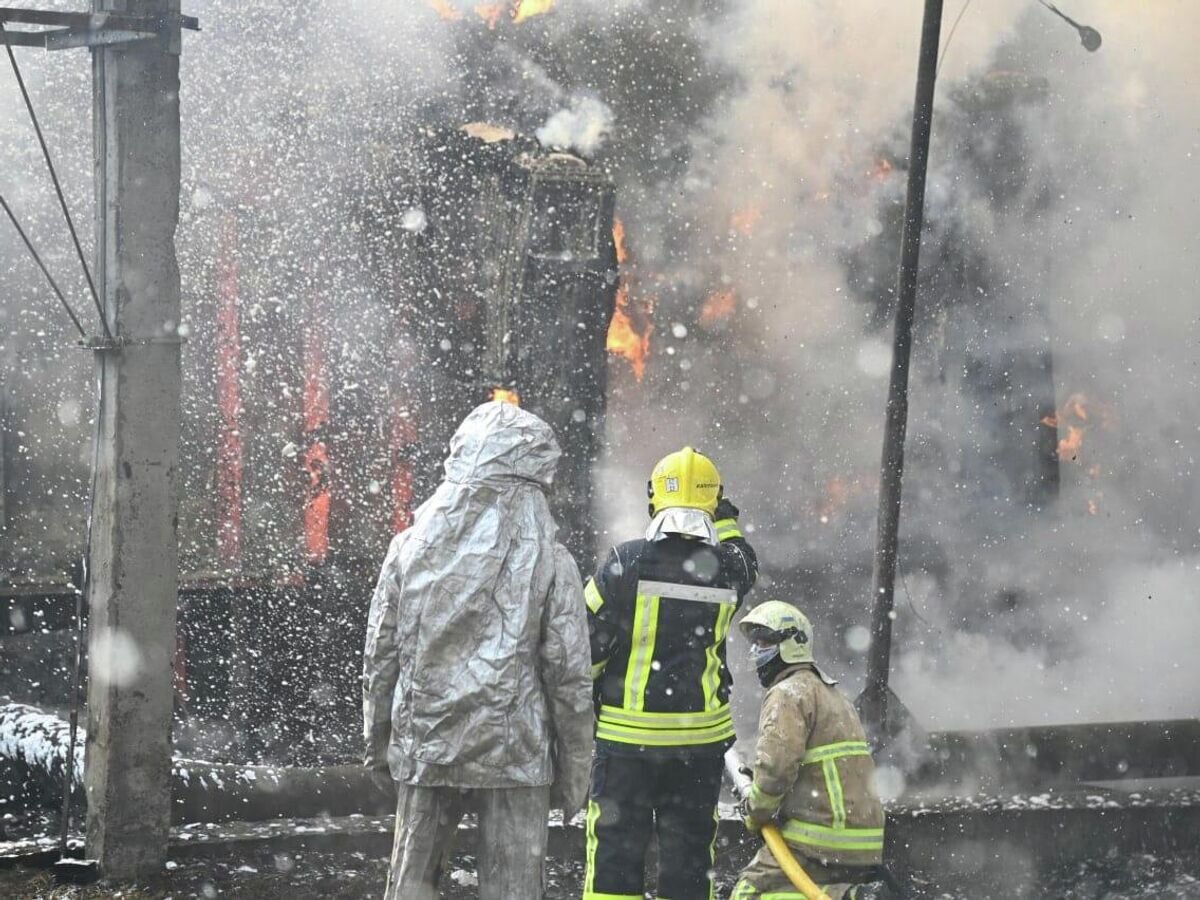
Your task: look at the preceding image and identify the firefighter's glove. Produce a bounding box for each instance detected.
[739,798,774,834]
[714,498,740,521]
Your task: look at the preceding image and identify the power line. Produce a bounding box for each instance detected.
[0,192,88,339]
[1,20,112,341]
[937,0,973,78]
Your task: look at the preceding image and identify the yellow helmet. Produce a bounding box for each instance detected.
[647,447,722,517]
[739,600,814,665]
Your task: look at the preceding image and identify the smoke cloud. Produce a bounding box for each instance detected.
[537,94,615,156]
[599,0,1200,731]
[2,0,1197,748]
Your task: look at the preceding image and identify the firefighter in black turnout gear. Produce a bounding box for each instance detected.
[584,447,758,900]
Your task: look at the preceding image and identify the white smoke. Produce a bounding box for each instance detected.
[600,0,1200,732]
[536,95,615,157]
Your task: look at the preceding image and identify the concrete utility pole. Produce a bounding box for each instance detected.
[84,0,183,879]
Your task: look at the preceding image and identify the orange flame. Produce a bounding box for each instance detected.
[1058,425,1085,461]
[475,2,506,27]
[870,158,895,182]
[426,0,464,20]
[613,218,629,265]
[815,474,873,524]
[607,284,652,381]
[430,0,555,27]
[513,0,556,23]
[1043,393,1094,463]
[303,442,330,563]
[699,289,736,328]
[606,220,653,381]
[491,387,521,405]
[730,205,762,236]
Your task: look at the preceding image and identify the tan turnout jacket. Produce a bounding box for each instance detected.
[746,664,885,867]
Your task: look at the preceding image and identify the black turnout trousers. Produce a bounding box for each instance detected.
[585,747,725,900]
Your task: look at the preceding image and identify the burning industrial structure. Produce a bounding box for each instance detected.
[1,0,1199,894]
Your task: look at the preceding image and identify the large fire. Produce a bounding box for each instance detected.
[613,218,628,265]
[513,0,556,23]
[607,283,652,382]
[427,0,463,20]
[474,2,506,27]
[699,289,736,328]
[427,0,556,26]
[606,219,653,381]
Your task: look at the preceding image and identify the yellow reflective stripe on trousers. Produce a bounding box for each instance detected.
[781,818,885,852]
[823,759,846,829]
[584,580,605,613]
[701,602,735,711]
[598,704,732,729]
[802,740,871,764]
[591,660,608,680]
[731,883,806,899]
[584,799,602,896]
[622,593,660,711]
[583,799,646,899]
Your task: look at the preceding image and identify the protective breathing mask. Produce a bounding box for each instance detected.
[749,640,781,670]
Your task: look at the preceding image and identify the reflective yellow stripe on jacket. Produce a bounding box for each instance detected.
[701,603,736,710]
[780,740,883,856]
[595,583,737,748]
[585,580,605,613]
[780,819,884,853]
[622,592,660,710]
[714,516,743,541]
[802,740,871,764]
[595,703,736,746]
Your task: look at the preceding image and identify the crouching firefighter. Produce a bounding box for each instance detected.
[583,447,758,900]
[732,601,886,900]
[362,402,594,900]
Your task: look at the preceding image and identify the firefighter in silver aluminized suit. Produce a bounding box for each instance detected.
[363,401,593,900]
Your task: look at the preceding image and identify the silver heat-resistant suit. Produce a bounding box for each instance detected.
[363,401,594,899]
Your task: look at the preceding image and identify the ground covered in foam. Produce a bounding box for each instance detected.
[2,847,1200,898]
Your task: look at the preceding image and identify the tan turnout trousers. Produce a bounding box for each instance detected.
[732,842,875,898]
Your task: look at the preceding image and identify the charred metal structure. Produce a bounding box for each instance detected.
[0,124,617,762]
[377,123,618,562]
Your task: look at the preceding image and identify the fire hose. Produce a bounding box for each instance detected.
[724,748,832,900]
